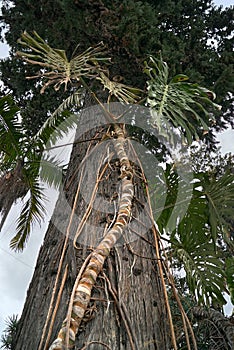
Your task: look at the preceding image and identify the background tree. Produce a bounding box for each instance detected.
[0,1,233,349]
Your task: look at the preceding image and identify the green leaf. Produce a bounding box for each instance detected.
[0,314,19,350]
[169,180,227,306]
[0,95,22,163]
[154,164,179,232]
[33,91,82,145]
[144,56,219,144]
[203,171,234,248]
[39,154,64,189]
[173,238,226,306]
[10,178,46,251]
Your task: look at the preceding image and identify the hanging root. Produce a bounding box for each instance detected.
[128,140,178,349]
[80,340,112,350]
[160,241,198,350]
[128,139,199,350]
[39,166,85,350]
[102,272,137,350]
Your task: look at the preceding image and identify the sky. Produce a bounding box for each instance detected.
[215,0,234,4]
[0,0,234,340]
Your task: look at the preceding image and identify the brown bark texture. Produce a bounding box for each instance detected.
[13,104,170,350]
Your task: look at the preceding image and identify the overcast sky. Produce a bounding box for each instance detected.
[0,0,233,340]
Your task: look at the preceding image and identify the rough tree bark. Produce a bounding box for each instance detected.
[13,104,170,350]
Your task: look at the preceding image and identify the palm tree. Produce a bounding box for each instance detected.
[1,32,233,349]
[0,315,19,350]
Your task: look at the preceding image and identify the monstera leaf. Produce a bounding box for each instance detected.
[166,170,234,306]
[171,184,226,306]
[144,56,220,145]
[201,171,234,248]
[97,72,143,103]
[17,31,110,93]
[153,163,193,235]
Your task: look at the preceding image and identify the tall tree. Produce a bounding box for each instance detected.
[0,1,233,349]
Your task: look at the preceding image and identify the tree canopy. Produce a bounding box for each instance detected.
[0,0,233,138]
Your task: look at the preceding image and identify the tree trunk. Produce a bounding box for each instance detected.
[14,104,170,350]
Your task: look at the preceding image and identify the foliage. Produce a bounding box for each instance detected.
[226,257,234,305]
[169,288,234,350]
[145,56,220,145]
[154,149,234,307]
[203,170,234,247]
[0,32,143,249]
[0,315,19,350]
[0,94,64,250]
[0,95,21,172]
[0,0,233,137]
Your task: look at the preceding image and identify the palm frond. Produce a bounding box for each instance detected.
[0,92,79,248]
[39,154,64,189]
[33,91,82,145]
[144,56,220,144]
[10,178,46,251]
[17,31,110,92]
[2,315,19,334]
[0,315,19,350]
